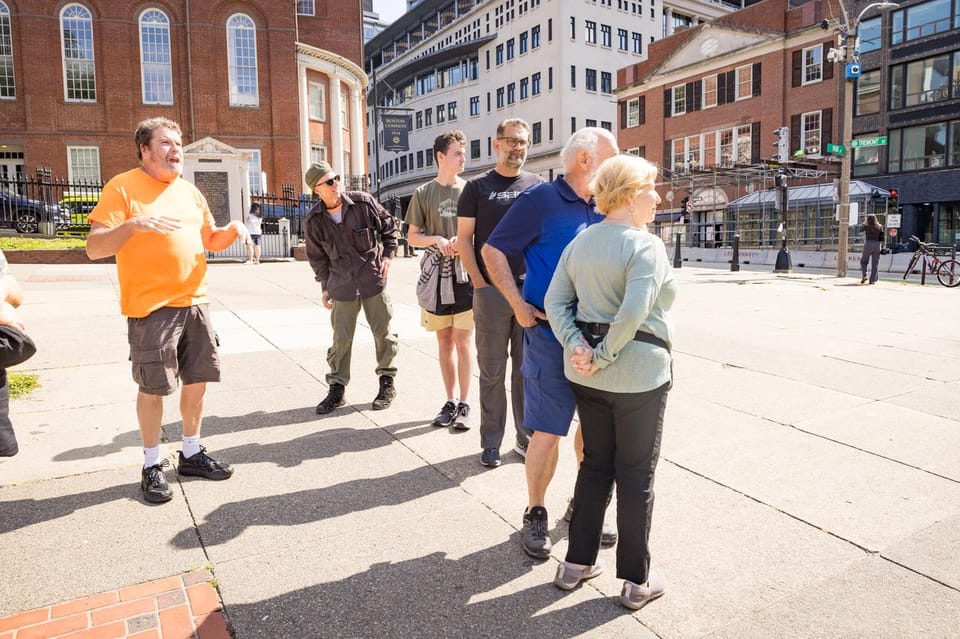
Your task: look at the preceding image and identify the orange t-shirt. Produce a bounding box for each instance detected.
[89,168,216,318]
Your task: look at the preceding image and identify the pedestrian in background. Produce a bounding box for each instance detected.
[405,131,474,430]
[545,154,675,611]
[86,117,249,503]
[245,202,263,264]
[304,161,399,415]
[860,213,884,285]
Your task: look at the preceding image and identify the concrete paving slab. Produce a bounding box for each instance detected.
[0,467,207,616]
[888,379,960,423]
[881,514,960,591]
[214,501,653,639]
[677,366,871,425]
[11,362,133,412]
[663,395,960,552]
[796,402,960,481]
[625,463,866,639]
[704,554,960,639]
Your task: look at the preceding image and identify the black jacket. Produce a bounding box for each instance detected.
[304,191,398,301]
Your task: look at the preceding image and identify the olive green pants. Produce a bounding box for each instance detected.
[326,291,398,387]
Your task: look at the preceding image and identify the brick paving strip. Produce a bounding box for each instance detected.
[0,570,230,639]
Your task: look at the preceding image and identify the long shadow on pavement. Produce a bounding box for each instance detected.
[0,483,138,533]
[171,454,486,550]
[219,538,634,639]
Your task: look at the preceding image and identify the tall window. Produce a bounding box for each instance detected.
[601,71,612,94]
[626,98,640,127]
[309,81,326,120]
[735,64,753,100]
[310,143,327,164]
[244,149,263,193]
[601,24,611,47]
[61,4,96,102]
[585,20,597,44]
[703,74,717,108]
[801,110,822,154]
[532,72,541,95]
[470,95,479,116]
[227,14,258,106]
[672,84,686,115]
[139,9,173,105]
[856,70,881,115]
[0,2,13,98]
[802,45,822,84]
[531,25,541,48]
[67,146,100,182]
[297,0,315,16]
[618,28,628,51]
[519,32,528,54]
[585,68,597,92]
[632,32,642,54]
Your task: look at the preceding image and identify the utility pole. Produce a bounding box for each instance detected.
[832,1,899,278]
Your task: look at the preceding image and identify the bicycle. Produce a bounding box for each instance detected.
[902,236,960,287]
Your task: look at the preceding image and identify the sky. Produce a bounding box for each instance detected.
[375,0,408,22]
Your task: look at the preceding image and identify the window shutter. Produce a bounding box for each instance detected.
[792,50,802,87]
[620,101,627,129]
[822,44,834,80]
[791,114,802,154]
[752,63,761,96]
[686,82,695,113]
[821,108,833,147]
[638,96,646,125]
[726,72,736,103]
[663,88,672,118]
[692,80,702,111]
[751,122,760,163]
[717,72,727,104]
[663,140,672,169]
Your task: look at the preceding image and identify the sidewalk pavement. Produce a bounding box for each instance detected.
[1,256,959,638]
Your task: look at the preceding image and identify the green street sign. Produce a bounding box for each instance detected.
[826,143,845,155]
[850,136,888,148]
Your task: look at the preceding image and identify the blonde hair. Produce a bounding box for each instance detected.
[591,155,659,215]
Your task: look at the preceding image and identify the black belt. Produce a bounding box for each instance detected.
[575,320,670,352]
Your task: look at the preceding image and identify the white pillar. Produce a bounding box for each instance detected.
[665,8,674,36]
[298,63,310,192]
[329,73,345,177]
[349,83,365,179]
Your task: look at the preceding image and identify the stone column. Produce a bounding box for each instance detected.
[298,64,310,191]
[349,83,365,180]
[329,73,345,176]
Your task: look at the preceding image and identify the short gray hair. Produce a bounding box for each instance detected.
[560,127,617,170]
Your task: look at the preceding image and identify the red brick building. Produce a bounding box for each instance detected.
[615,0,861,248]
[0,1,367,194]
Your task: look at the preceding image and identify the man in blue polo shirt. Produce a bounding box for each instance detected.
[482,127,619,560]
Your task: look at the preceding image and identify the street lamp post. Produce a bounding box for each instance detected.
[834,1,899,278]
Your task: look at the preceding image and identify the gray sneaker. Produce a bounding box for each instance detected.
[521,506,552,559]
[453,402,471,430]
[554,559,605,591]
[620,570,666,610]
[433,400,457,427]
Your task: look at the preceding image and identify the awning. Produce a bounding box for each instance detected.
[654,211,684,222]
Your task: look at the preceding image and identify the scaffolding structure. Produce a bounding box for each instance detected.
[654,162,891,250]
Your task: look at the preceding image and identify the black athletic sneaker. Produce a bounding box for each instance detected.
[372,376,396,410]
[433,400,457,427]
[177,447,233,481]
[141,459,173,503]
[316,383,346,415]
[522,506,552,559]
[480,447,501,467]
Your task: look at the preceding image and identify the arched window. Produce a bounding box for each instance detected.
[0,2,14,99]
[227,14,258,106]
[60,4,96,102]
[139,9,172,105]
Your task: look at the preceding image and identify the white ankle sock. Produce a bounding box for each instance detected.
[182,435,202,459]
[143,446,162,469]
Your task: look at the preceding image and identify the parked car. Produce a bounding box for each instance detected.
[59,192,100,226]
[0,186,70,233]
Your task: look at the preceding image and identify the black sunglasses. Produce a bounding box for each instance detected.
[323,175,341,186]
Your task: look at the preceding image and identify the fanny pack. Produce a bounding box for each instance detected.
[575,320,670,352]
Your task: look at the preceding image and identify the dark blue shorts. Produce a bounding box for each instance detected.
[521,324,577,436]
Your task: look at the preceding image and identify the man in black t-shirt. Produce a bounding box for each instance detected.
[457,118,543,469]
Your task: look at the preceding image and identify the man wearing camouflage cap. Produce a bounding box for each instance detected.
[303,161,400,414]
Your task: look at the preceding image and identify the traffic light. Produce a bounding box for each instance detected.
[889,188,899,207]
[772,127,789,163]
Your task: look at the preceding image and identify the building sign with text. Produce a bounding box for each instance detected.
[382,114,411,152]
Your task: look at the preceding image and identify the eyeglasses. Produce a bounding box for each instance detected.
[323,175,341,186]
[497,137,529,149]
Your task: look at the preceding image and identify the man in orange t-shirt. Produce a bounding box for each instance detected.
[87,117,250,504]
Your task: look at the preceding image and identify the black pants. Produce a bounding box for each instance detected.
[566,381,669,584]
[0,371,16,457]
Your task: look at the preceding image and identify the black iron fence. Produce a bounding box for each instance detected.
[0,167,101,234]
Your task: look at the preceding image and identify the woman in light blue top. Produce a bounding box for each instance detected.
[544,154,676,610]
